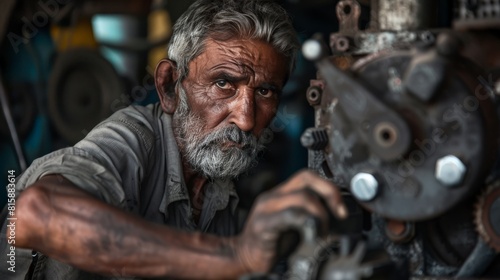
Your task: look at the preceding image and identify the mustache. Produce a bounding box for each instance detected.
[197,125,260,152]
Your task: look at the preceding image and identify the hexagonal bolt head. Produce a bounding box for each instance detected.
[350,173,379,201]
[435,155,467,187]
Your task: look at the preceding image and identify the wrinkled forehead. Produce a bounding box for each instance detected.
[193,33,290,73]
[189,37,289,83]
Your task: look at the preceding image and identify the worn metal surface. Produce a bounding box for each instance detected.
[454,0,500,30]
[329,0,439,55]
[337,0,361,34]
[310,46,498,220]
[375,0,435,31]
[295,0,500,279]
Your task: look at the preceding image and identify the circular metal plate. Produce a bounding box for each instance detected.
[320,51,498,220]
[48,49,123,144]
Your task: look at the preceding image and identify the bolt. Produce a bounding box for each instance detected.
[350,172,379,201]
[435,155,467,187]
[301,128,328,150]
[302,39,323,61]
[306,86,322,106]
[335,37,350,52]
[420,31,435,44]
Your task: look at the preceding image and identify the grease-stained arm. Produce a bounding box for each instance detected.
[14,174,245,279]
[14,170,347,278]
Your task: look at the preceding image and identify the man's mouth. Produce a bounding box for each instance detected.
[221,140,245,149]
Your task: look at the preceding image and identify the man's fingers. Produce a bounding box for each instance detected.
[254,189,329,233]
[253,207,324,239]
[269,207,321,234]
[237,171,346,273]
[273,169,348,219]
[237,208,324,272]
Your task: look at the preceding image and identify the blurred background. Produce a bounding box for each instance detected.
[0,0,347,209]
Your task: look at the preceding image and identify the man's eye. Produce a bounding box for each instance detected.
[215,80,231,89]
[257,88,274,98]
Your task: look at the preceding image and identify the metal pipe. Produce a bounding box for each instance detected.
[0,75,27,171]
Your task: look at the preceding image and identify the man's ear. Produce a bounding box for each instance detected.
[155,59,179,114]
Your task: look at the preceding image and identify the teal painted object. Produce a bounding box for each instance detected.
[0,28,54,207]
[3,28,54,83]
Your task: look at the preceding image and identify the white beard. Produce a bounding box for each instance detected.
[172,85,265,179]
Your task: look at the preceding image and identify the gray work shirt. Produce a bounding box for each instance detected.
[0,103,239,280]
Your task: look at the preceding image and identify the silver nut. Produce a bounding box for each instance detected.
[302,39,322,61]
[435,155,466,187]
[350,173,379,201]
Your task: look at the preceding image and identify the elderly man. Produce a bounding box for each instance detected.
[1,0,346,279]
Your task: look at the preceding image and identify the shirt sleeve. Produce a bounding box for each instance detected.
[15,106,156,208]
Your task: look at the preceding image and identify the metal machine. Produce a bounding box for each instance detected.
[2,0,499,279]
[286,0,500,279]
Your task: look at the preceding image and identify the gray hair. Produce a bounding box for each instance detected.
[168,0,299,81]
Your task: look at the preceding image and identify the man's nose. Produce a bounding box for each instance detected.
[228,88,256,133]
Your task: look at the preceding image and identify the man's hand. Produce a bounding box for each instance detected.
[13,171,345,278]
[14,175,248,278]
[234,169,348,273]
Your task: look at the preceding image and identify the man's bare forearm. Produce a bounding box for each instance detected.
[14,175,246,278]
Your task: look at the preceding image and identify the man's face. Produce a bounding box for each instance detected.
[172,38,288,179]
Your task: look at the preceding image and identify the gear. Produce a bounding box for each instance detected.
[474,181,500,252]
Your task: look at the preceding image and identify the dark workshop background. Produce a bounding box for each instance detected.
[0,0,349,210]
[0,0,452,210]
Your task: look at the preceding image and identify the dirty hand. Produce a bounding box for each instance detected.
[234,169,348,273]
